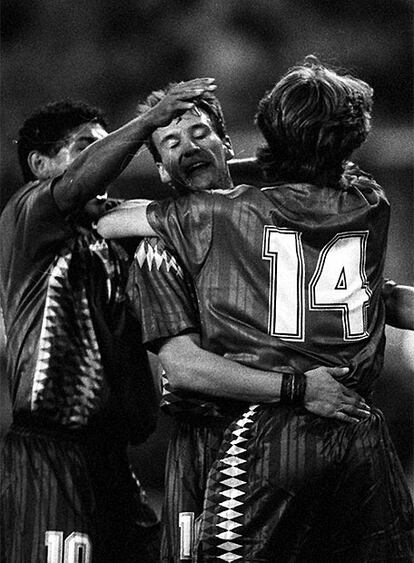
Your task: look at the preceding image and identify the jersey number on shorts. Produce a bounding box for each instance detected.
[179,512,195,560]
[262,227,371,341]
[45,531,91,563]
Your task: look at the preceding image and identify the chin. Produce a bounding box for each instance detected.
[189,177,220,193]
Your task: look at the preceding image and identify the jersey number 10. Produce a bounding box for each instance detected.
[45,531,91,563]
[262,227,371,342]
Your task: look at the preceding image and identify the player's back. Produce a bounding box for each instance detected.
[196,169,389,395]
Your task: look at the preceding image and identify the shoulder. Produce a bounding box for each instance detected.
[1,181,46,225]
[342,162,388,206]
[4,179,60,219]
[1,181,40,212]
[0,179,75,252]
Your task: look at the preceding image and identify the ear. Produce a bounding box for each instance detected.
[156,162,172,184]
[27,150,50,180]
[223,136,234,161]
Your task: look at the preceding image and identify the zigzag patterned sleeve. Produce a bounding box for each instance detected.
[126,237,200,350]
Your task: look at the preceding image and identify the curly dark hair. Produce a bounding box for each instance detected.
[17,100,108,182]
[255,55,373,186]
[136,83,229,163]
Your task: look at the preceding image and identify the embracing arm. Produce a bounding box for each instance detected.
[158,333,371,423]
[160,333,283,403]
[384,282,414,330]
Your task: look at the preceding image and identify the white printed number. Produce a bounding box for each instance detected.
[179,512,195,560]
[262,227,371,341]
[45,531,92,563]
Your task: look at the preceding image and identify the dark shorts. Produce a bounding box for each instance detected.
[198,405,414,562]
[161,417,231,563]
[0,423,160,563]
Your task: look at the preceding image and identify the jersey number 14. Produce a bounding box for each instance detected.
[262,227,371,342]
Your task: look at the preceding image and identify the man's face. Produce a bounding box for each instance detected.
[42,122,108,179]
[152,109,233,192]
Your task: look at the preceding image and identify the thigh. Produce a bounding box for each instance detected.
[86,440,160,563]
[315,408,414,562]
[197,406,414,563]
[197,404,347,561]
[1,426,95,563]
[0,425,159,563]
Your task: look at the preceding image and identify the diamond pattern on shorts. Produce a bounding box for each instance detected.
[200,404,259,561]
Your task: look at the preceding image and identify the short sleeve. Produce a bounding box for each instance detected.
[146,193,214,276]
[2,181,74,280]
[19,181,73,253]
[126,237,199,349]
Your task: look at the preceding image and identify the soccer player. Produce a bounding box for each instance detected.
[0,100,163,562]
[98,59,413,561]
[127,234,366,561]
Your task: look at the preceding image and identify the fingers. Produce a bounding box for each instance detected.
[333,401,371,424]
[340,392,371,413]
[173,101,199,113]
[170,78,217,99]
[327,366,349,376]
[175,77,215,89]
[342,389,371,413]
[173,86,217,101]
[155,80,217,124]
[334,411,360,424]
[329,372,368,409]
[340,402,371,419]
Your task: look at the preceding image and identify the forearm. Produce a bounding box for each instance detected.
[97,201,156,238]
[158,333,368,422]
[385,284,414,330]
[53,112,157,212]
[159,334,282,403]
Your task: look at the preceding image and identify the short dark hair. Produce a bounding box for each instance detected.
[255,55,373,186]
[136,83,229,163]
[17,100,108,182]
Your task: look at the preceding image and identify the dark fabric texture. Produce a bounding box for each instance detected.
[0,424,160,563]
[147,168,389,397]
[198,406,413,562]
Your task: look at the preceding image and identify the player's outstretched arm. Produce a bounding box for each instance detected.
[53,78,216,213]
[97,200,156,238]
[158,333,371,422]
[383,282,414,330]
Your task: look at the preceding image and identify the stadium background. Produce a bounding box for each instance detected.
[1,0,413,509]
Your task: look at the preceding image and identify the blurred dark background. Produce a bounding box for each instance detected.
[1,0,413,506]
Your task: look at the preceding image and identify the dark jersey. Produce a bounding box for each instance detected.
[0,180,156,441]
[128,237,243,418]
[147,165,390,396]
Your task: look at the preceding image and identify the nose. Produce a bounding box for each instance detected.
[181,136,201,157]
